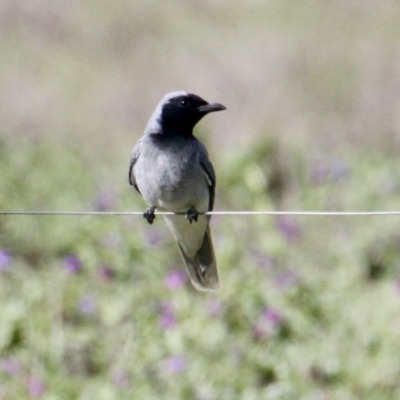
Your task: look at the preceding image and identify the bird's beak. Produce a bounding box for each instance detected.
[197,102,226,114]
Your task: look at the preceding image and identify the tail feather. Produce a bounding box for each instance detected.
[177,227,219,291]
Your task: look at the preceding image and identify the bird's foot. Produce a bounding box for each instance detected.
[143,206,156,224]
[186,207,199,224]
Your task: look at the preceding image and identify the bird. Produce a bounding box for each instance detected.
[128,91,226,291]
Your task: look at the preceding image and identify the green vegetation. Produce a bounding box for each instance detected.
[2,140,400,399]
[2,1,400,398]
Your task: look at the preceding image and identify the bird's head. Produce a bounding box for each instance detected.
[145,91,226,136]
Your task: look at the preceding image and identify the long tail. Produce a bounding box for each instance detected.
[177,227,219,291]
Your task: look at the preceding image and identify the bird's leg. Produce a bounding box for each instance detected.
[143,206,156,224]
[186,206,199,224]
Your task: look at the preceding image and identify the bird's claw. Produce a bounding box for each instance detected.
[143,206,156,224]
[186,207,198,224]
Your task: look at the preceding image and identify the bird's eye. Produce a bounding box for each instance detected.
[180,99,189,107]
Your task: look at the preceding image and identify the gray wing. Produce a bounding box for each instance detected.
[198,144,216,211]
[128,139,141,193]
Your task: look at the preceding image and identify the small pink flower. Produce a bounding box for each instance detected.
[1,357,20,375]
[159,302,176,330]
[254,307,283,339]
[163,355,186,374]
[164,270,187,290]
[395,279,400,294]
[27,376,46,398]
[263,307,281,324]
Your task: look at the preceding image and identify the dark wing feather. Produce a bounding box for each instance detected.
[198,145,216,211]
[128,140,141,193]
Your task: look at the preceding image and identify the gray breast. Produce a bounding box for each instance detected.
[135,135,209,212]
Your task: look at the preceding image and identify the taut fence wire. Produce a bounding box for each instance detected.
[1,211,400,217]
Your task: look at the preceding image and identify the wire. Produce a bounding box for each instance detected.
[1,211,400,216]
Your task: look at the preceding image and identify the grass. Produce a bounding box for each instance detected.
[1,139,400,399]
[2,0,400,398]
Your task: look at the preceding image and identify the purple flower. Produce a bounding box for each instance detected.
[0,250,12,271]
[275,216,301,242]
[254,307,283,339]
[275,272,298,289]
[63,254,82,274]
[395,279,400,294]
[98,265,115,281]
[94,190,116,212]
[26,376,46,398]
[78,294,96,315]
[163,355,186,374]
[248,249,275,271]
[1,357,20,376]
[143,229,164,248]
[164,270,187,290]
[158,302,176,330]
[262,307,281,325]
[206,298,222,317]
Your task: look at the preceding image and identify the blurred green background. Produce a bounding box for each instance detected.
[2,1,400,399]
